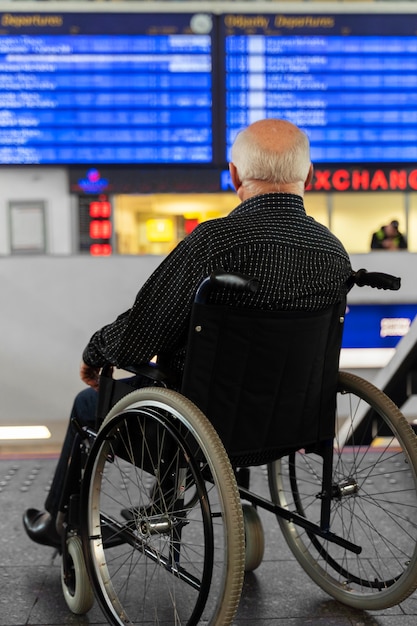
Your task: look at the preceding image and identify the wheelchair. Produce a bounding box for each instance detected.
[59,269,417,625]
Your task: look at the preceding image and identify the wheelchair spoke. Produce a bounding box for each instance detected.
[81,388,244,626]
[269,371,417,610]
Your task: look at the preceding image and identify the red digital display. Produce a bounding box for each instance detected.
[89,201,112,218]
[79,193,113,255]
[90,220,112,239]
[90,243,112,256]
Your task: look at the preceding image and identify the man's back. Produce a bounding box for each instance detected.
[184,192,351,312]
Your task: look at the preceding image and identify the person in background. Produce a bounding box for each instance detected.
[23,118,352,549]
[370,220,407,250]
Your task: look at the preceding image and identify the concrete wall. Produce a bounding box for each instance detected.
[1,251,414,428]
[0,255,163,425]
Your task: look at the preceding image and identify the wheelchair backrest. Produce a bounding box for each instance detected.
[181,299,345,465]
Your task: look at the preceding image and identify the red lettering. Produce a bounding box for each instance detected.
[351,170,370,190]
[332,169,350,191]
[408,169,417,190]
[370,170,389,190]
[308,167,417,192]
[389,170,407,190]
[313,169,331,190]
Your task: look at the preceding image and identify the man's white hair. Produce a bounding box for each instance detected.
[231,120,311,186]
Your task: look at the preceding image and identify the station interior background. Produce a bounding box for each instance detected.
[1,0,417,452]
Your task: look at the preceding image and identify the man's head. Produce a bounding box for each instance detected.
[229,118,313,200]
[385,220,400,237]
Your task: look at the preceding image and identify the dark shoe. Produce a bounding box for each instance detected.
[23,508,61,549]
[121,500,165,522]
[121,478,176,522]
[121,507,135,522]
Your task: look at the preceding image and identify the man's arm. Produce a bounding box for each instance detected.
[82,236,205,371]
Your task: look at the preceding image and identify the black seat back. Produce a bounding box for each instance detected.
[181,300,345,465]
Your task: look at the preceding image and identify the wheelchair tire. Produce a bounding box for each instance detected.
[81,387,245,626]
[242,504,264,572]
[268,370,417,610]
[61,535,95,615]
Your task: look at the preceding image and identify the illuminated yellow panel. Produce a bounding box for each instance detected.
[408,193,417,252]
[304,193,329,227]
[146,218,175,243]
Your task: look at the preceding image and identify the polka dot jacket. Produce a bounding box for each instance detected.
[82,193,352,376]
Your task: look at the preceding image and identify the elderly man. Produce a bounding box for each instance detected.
[23,118,352,548]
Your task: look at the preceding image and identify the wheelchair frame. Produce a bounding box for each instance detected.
[58,269,417,625]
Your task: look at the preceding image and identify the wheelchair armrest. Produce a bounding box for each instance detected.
[100,361,174,385]
[123,361,172,384]
[96,362,176,429]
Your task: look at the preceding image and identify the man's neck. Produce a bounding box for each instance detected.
[238,180,304,202]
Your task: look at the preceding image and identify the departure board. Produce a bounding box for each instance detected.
[0,12,214,164]
[222,13,417,163]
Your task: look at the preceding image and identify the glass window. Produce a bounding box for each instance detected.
[114,193,237,255]
[112,190,411,256]
[331,192,406,254]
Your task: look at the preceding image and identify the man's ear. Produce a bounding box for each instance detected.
[305,163,314,189]
[229,162,241,192]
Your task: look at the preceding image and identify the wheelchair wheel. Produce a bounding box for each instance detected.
[81,387,245,626]
[61,535,95,615]
[242,504,264,572]
[268,370,417,610]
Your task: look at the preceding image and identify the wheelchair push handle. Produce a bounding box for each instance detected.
[350,268,401,291]
[194,267,401,305]
[194,270,259,304]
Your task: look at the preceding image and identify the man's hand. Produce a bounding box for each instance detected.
[80,361,100,390]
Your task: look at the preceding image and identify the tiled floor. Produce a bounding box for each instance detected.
[1,453,417,626]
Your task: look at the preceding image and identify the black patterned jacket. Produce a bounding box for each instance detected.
[83,193,352,376]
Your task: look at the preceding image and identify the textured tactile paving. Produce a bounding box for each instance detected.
[0,457,416,625]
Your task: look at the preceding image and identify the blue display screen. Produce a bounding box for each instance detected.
[222,13,417,163]
[0,12,213,164]
[2,11,417,166]
[342,304,417,349]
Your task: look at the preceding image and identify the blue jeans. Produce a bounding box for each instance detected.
[45,387,98,517]
[44,373,153,517]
